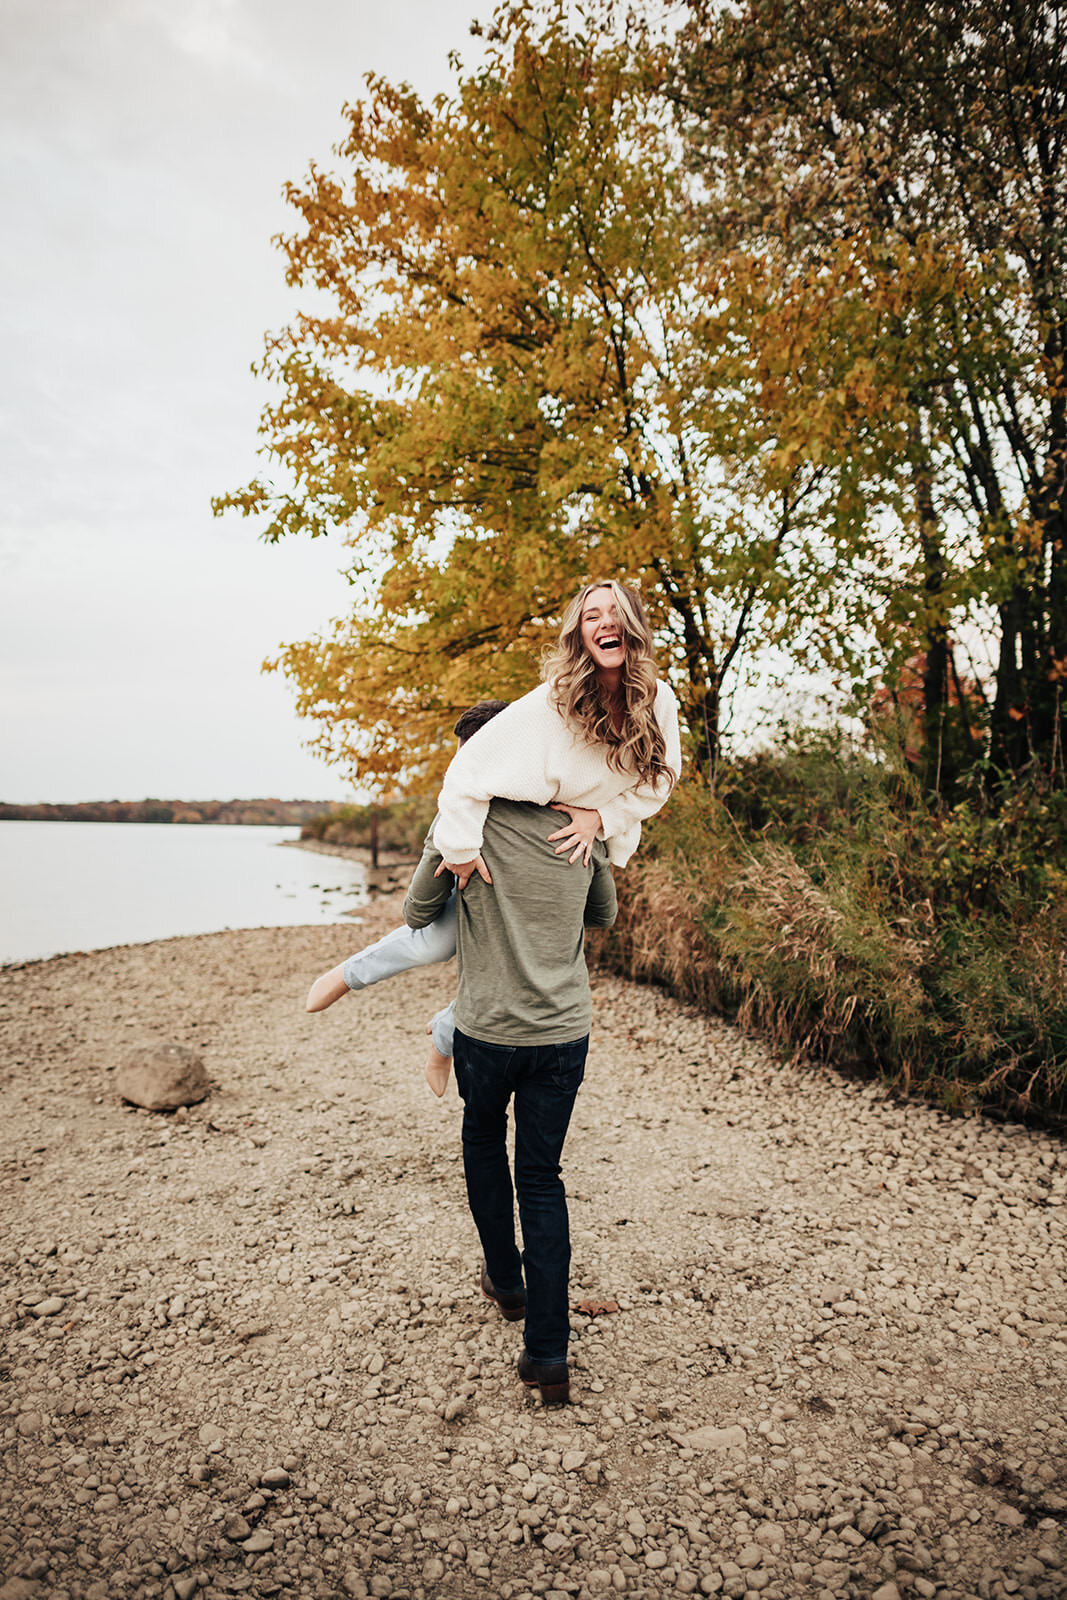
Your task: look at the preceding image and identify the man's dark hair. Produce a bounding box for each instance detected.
[454,699,509,743]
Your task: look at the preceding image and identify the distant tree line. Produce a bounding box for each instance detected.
[0,799,336,826]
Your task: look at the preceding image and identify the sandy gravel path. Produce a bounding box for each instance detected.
[2,902,1066,1600]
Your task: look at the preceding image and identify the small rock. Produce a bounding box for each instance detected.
[242,1529,274,1554]
[115,1043,210,1110]
[260,1468,291,1489]
[341,1573,368,1599]
[16,1411,44,1435]
[871,1585,902,1600]
[224,1515,251,1540]
[644,1550,668,1569]
[30,1296,65,1318]
[173,1579,197,1600]
[994,1504,1026,1527]
[681,1424,747,1453]
[0,1580,43,1600]
[443,1396,466,1422]
[562,1450,587,1472]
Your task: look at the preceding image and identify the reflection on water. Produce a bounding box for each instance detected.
[0,821,369,964]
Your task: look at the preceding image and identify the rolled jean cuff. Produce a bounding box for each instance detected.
[431,1003,456,1058]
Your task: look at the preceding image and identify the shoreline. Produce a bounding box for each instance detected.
[283,833,418,895]
[282,834,419,868]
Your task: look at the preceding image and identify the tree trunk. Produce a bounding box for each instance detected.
[914,438,954,798]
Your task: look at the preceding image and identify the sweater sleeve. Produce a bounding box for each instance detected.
[595,684,683,860]
[402,831,454,928]
[432,689,557,865]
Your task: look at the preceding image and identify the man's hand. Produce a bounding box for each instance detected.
[435,853,493,889]
[547,803,603,866]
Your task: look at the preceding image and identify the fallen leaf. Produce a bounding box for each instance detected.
[573,1298,620,1317]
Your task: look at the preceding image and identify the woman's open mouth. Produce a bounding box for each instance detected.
[596,634,623,653]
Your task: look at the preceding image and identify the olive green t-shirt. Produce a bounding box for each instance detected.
[402,798,617,1046]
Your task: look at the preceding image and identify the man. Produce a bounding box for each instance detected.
[403,796,617,1404]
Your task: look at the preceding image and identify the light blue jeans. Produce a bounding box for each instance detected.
[343,892,457,1056]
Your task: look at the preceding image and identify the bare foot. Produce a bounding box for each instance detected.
[305,963,349,1012]
[425,1042,451,1097]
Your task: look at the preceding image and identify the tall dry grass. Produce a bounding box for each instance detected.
[598,738,1067,1124]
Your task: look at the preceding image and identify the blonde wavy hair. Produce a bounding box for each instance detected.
[541,579,673,788]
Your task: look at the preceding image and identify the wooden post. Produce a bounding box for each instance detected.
[369,804,380,870]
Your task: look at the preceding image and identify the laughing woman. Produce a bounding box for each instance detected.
[433,578,681,884]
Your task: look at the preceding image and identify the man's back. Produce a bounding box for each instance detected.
[404,798,616,1045]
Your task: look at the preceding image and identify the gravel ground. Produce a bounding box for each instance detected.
[2,895,1066,1600]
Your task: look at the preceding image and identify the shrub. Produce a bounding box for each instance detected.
[301,797,438,856]
[600,737,1067,1124]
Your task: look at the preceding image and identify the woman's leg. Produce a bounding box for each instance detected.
[342,892,457,989]
[425,1002,457,1096]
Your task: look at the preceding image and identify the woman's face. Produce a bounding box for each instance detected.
[580,587,626,673]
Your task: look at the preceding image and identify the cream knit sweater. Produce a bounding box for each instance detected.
[432,680,682,868]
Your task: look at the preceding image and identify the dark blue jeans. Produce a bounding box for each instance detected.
[452,1026,588,1364]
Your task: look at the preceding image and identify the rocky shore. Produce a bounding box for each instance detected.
[1,904,1065,1600]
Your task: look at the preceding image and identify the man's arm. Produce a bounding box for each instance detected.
[583,846,617,929]
[403,840,454,929]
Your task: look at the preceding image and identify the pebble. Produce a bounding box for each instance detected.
[30,1296,65,1318]
[682,1425,748,1452]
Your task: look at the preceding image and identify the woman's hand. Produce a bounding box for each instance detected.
[546,804,602,866]
[435,853,493,889]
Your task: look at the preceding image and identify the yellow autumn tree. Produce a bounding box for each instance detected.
[216,5,849,794]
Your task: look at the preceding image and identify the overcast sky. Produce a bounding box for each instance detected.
[0,0,490,802]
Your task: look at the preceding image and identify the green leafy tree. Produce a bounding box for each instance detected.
[674,0,1067,782]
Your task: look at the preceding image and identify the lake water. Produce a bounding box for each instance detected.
[0,821,369,965]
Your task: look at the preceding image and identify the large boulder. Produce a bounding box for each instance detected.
[116,1043,211,1110]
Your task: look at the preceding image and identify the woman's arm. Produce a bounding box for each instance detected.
[594,685,682,854]
[432,687,556,865]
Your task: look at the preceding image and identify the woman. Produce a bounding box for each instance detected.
[307,579,681,1091]
[434,578,680,881]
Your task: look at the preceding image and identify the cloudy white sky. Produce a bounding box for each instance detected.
[0,0,489,802]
